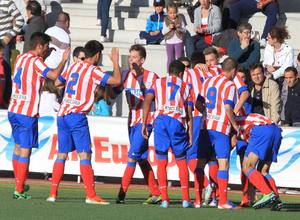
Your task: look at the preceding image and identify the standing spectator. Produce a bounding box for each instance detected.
[185,0,222,59]
[0,0,25,64]
[263,26,294,86]
[282,67,300,127]
[249,63,281,124]
[39,80,60,116]
[0,43,11,108]
[14,0,47,21]
[135,0,166,45]
[72,46,85,63]
[229,0,279,47]
[45,0,63,28]
[228,23,260,72]
[23,1,48,53]
[44,12,71,71]
[162,4,186,70]
[98,0,112,43]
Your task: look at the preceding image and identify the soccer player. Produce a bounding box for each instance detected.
[8,32,70,199]
[46,41,121,204]
[111,44,161,204]
[142,60,193,208]
[197,58,240,209]
[235,113,281,209]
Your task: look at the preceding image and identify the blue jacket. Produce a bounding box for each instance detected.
[145,11,167,33]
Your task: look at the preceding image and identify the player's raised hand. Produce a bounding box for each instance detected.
[109,47,119,64]
[141,123,149,139]
[62,47,71,61]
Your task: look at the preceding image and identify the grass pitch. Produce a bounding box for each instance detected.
[1,179,300,220]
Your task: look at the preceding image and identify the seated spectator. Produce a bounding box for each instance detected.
[263,26,294,87]
[228,23,260,72]
[185,0,222,58]
[135,0,166,45]
[228,0,279,47]
[281,67,300,127]
[248,63,281,123]
[39,80,60,116]
[23,0,48,53]
[0,43,11,109]
[72,46,85,63]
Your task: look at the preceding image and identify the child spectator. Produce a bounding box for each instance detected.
[162,4,186,70]
[39,80,60,116]
[135,0,166,45]
[89,86,112,116]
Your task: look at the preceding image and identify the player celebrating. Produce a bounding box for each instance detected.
[197,58,240,209]
[235,113,281,209]
[142,60,193,208]
[8,32,70,199]
[113,45,161,204]
[46,41,121,204]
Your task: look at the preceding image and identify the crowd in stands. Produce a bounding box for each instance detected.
[0,0,299,124]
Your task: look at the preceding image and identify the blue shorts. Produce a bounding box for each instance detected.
[269,125,282,162]
[245,124,278,162]
[57,113,92,154]
[8,112,38,149]
[128,123,152,160]
[208,130,231,159]
[236,140,248,156]
[187,116,213,161]
[154,115,189,160]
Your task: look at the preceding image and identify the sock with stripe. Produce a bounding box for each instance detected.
[138,160,160,196]
[16,156,29,193]
[119,161,136,196]
[80,160,96,198]
[50,159,66,196]
[240,170,249,203]
[246,168,272,195]
[176,159,190,201]
[208,161,218,184]
[217,170,229,205]
[12,154,19,184]
[157,160,169,201]
[264,173,279,196]
[188,159,203,203]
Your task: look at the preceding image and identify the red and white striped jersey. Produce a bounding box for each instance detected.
[123,69,158,127]
[8,52,50,117]
[148,75,193,124]
[235,113,274,142]
[201,74,237,135]
[58,61,110,116]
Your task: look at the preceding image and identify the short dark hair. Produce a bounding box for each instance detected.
[169,60,185,77]
[236,67,247,74]
[57,11,70,23]
[177,56,190,64]
[84,40,104,58]
[203,47,219,58]
[73,46,85,58]
[284,67,298,76]
[129,44,147,59]
[237,23,252,33]
[29,32,51,50]
[250,63,264,72]
[190,51,205,67]
[222,57,238,72]
[26,0,42,16]
[166,3,178,12]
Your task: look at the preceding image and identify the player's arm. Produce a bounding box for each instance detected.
[142,91,155,139]
[224,85,239,132]
[195,94,205,114]
[234,90,250,115]
[105,48,121,86]
[46,48,71,80]
[187,105,193,147]
[225,104,239,133]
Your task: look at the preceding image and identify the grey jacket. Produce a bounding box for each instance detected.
[193,4,222,35]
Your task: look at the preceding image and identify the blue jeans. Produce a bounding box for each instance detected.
[229,0,278,39]
[98,0,112,37]
[139,31,164,44]
[185,34,210,59]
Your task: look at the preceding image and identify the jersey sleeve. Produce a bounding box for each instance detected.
[234,75,248,95]
[93,67,110,87]
[58,69,68,84]
[33,57,50,79]
[146,80,156,96]
[223,83,236,109]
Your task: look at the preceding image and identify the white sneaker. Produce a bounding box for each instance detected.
[134,38,147,45]
[260,38,267,48]
[96,19,101,26]
[46,196,56,202]
[100,36,109,43]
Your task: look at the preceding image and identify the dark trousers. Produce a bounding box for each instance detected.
[185,34,210,59]
[3,41,15,65]
[98,0,112,37]
[139,31,164,44]
[229,0,279,39]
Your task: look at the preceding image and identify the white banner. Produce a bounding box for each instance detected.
[1,110,300,188]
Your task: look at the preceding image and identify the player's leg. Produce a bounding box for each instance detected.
[12,144,20,185]
[259,162,279,196]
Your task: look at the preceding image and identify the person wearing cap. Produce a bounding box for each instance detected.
[135,0,167,45]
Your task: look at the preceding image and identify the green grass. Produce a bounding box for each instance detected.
[1,179,300,220]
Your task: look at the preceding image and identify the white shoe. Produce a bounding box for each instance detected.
[204,184,213,204]
[134,38,147,45]
[46,196,56,202]
[100,36,109,43]
[97,19,101,26]
[260,38,267,48]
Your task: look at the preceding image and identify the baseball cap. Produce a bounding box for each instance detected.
[153,0,165,7]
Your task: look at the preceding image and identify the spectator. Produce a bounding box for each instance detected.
[185,0,222,59]
[23,0,48,53]
[162,4,186,70]
[45,0,63,28]
[15,0,47,21]
[228,23,260,72]
[39,80,60,116]
[0,0,25,64]
[236,67,252,114]
[0,43,11,108]
[296,52,300,76]
[89,86,112,116]
[228,0,279,47]
[263,26,294,87]
[248,63,281,124]
[135,0,166,45]
[282,67,300,127]
[72,46,85,63]
[98,0,113,43]
[44,12,71,71]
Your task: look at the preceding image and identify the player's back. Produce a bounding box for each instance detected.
[58,61,107,116]
[9,52,48,117]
